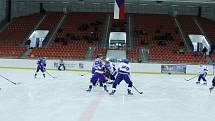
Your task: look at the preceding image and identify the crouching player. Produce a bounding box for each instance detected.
[104,60,116,84]
[86,61,108,92]
[34,57,46,78]
[93,55,104,87]
[109,59,133,95]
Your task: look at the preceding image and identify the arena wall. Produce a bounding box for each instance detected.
[0,0,6,22]
[0,59,213,75]
[11,0,215,21]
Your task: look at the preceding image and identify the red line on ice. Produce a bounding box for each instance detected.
[78,93,105,121]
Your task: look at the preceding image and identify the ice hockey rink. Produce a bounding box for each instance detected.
[0,68,215,121]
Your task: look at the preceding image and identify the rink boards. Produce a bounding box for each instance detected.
[0,58,214,75]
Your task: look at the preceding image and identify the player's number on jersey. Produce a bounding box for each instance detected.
[122,66,129,71]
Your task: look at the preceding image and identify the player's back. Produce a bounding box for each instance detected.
[117,62,131,73]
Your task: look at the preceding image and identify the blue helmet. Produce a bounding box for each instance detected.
[123,59,129,64]
[95,59,102,66]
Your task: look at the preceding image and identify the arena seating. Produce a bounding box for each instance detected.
[127,49,141,63]
[0,12,211,64]
[197,17,215,43]
[30,12,106,59]
[92,48,107,59]
[30,47,87,59]
[133,14,207,64]
[0,13,42,58]
[37,12,63,30]
[177,15,201,35]
[197,17,215,61]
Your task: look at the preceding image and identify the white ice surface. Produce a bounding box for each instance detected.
[0,69,215,121]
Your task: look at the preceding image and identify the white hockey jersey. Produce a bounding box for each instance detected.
[116,62,131,74]
[199,65,208,75]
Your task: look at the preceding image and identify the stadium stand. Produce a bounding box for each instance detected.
[30,12,105,59]
[197,17,215,61]
[177,15,201,35]
[133,14,207,64]
[37,12,63,30]
[0,13,43,58]
[0,11,210,64]
[92,47,107,59]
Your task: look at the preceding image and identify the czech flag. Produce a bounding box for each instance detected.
[114,0,125,20]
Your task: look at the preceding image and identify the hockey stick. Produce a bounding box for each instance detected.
[46,72,56,78]
[132,85,143,94]
[0,74,21,85]
[185,75,198,81]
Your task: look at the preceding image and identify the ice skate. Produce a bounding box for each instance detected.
[127,89,133,95]
[109,90,116,95]
[209,87,214,93]
[86,88,91,92]
[104,85,109,92]
[86,85,92,92]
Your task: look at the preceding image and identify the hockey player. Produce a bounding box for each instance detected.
[104,60,116,84]
[92,55,104,87]
[209,77,215,93]
[91,63,103,87]
[94,54,103,66]
[109,59,133,95]
[34,57,46,78]
[58,58,65,71]
[86,60,108,92]
[196,64,208,85]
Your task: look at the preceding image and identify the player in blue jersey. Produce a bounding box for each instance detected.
[196,65,208,85]
[34,57,46,78]
[86,60,108,92]
[91,64,104,87]
[94,54,103,66]
[93,54,105,86]
[109,59,133,95]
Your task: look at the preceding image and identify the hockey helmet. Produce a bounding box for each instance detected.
[123,59,129,64]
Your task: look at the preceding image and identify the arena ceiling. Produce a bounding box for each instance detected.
[15,0,215,7]
[16,0,215,4]
[129,0,214,3]
[93,0,215,3]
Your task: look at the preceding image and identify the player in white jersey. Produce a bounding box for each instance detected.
[196,65,208,85]
[109,59,133,95]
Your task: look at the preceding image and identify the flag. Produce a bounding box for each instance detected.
[114,0,125,20]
